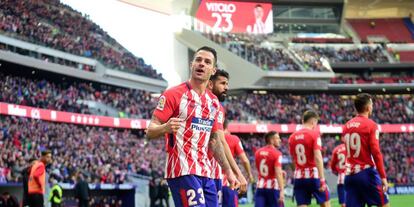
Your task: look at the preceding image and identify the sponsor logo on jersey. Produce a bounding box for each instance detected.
[191,117,213,132]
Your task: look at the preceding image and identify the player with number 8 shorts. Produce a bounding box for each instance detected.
[342,93,390,207]
[254,131,284,207]
[288,110,330,207]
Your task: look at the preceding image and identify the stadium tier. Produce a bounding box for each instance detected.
[348,18,414,43]
[0,0,163,80]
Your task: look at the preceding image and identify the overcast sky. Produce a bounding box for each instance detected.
[61,0,181,87]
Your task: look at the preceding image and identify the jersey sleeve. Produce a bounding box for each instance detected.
[152,90,176,123]
[313,131,322,150]
[234,136,244,156]
[369,123,387,179]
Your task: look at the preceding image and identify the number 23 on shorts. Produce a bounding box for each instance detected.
[186,188,205,206]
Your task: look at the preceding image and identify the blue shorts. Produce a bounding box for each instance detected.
[344,168,389,207]
[293,178,330,205]
[167,175,218,207]
[222,186,238,207]
[337,184,345,205]
[214,179,223,206]
[254,188,282,207]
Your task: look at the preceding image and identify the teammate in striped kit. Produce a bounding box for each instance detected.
[221,120,253,207]
[207,69,251,207]
[147,46,239,207]
[254,131,284,207]
[342,93,390,207]
[330,142,347,207]
[288,110,330,207]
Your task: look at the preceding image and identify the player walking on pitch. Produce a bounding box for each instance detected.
[254,131,284,207]
[342,93,390,207]
[288,110,330,207]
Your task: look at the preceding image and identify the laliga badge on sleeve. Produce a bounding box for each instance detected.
[156,95,166,111]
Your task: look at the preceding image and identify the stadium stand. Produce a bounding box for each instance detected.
[0,0,163,79]
[0,115,165,184]
[0,71,156,119]
[1,115,412,186]
[224,93,414,124]
[205,33,302,71]
[348,18,414,43]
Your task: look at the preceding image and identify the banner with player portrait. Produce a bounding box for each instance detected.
[195,0,273,34]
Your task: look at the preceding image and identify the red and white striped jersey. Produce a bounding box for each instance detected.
[208,105,226,180]
[342,115,386,179]
[288,128,322,179]
[330,144,347,184]
[255,145,282,190]
[221,133,245,186]
[153,82,222,179]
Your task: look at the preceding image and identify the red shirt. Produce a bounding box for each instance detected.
[153,82,221,178]
[221,133,244,185]
[330,144,347,184]
[288,128,322,179]
[342,115,386,179]
[255,145,282,189]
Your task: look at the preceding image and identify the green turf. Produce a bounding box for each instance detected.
[239,194,414,207]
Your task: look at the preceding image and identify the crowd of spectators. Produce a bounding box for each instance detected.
[205,33,301,71]
[292,45,389,71]
[0,72,157,119]
[0,0,163,79]
[331,76,414,84]
[0,113,412,186]
[0,115,165,184]
[224,93,414,124]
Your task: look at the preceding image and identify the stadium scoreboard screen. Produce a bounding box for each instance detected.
[196,0,273,34]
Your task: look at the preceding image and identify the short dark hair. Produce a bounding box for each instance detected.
[264,131,278,144]
[195,46,217,66]
[223,119,229,130]
[255,4,263,9]
[210,69,229,81]
[41,150,51,157]
[303,110,319,123]
[354,93,372,113]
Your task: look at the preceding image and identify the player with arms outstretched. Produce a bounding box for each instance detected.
[330,140,347,207]
[254,131,284,207]
[343,93,390,207]
[288,110,330,207]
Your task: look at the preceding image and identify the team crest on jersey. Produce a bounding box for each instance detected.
[156,96,166,111]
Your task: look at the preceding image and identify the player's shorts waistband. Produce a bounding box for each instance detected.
[294,167,319,179]
[346,164,373,176]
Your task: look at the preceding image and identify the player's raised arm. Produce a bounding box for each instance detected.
[209,130,240,190]
[146,90,180,140]
[146,115,182,140]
